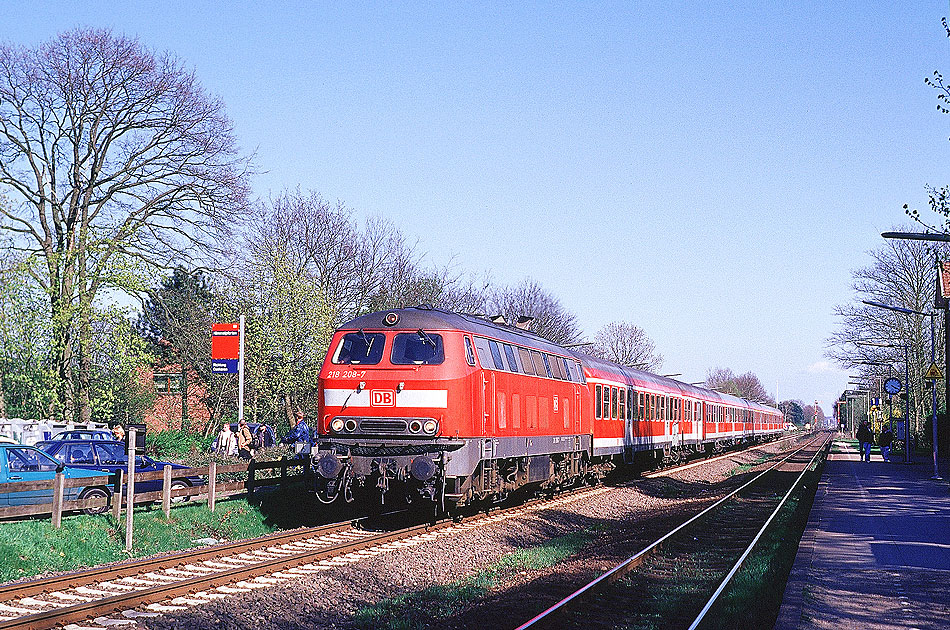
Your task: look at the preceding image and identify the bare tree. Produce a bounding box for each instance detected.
[826,237,947,437]
[0,28,252,422]
[487,279,582,345]
[589,321,663,371]
[705,367,774,404]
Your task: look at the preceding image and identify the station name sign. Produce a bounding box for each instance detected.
[211,322,240,374]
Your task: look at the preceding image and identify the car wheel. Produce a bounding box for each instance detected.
[79,487,110,515]
[170,479,191,504]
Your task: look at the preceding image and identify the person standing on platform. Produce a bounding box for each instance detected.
[878,425,893,462]
[857,420,874,462]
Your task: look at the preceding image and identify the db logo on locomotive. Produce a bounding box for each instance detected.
[371,390,396,407]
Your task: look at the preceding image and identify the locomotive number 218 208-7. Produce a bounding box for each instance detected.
[326,370,366,379]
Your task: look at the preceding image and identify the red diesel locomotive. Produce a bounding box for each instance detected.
[313,306,784,506]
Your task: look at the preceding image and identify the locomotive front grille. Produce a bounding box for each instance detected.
[358,418,409,434]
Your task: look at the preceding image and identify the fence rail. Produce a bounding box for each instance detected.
[0,457,311,526]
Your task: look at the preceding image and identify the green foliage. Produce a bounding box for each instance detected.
[0,254,57,418]
[145,428,215,459]
[86,305,157,425]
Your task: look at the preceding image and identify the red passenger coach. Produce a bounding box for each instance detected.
[313,306,783,507]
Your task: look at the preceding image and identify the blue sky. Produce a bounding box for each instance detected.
[4,2,950,415]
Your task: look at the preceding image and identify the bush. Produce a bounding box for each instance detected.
[146,429,214,460]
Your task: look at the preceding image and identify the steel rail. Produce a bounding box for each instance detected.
[0,485,606,630]
[514,433,829,630]
[686,432,831,630]
[0,521,356,603]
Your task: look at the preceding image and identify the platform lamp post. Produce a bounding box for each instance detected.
[862,301,940,476]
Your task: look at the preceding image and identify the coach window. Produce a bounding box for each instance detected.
[646,394,652,421]
[488,340,505,371]
[611,387,618,419]
[504,344,520,373]
[619,388,626,420]
[464,337,476,366]
[603,386,611,419]
[333,332,385,365]
[595,385,603,419]
[519,347,536,376]
[631,389,638,420]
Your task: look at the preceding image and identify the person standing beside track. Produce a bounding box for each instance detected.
[857,420,874,462]
[283,409,311,458]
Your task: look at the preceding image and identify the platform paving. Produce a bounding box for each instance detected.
[775,438,950,630]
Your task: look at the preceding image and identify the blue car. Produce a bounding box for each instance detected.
[47,429,115,441]
[0,443,113,515]
[36,440,205,504]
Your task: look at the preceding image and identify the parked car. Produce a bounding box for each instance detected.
[35,440,205,503]
[0,443,112,515]
[48,429,114,441]
[0,436,18,445]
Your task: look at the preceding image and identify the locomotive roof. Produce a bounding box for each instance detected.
[339,306,781,416]
[338,306,571,356]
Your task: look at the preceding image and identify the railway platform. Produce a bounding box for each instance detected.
[775,437,950,630]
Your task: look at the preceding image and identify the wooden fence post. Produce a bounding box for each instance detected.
[51,472,64,529]
[112,469,123,520]
[208,461,216,512]
[247,459,256,502]
[125,429,136,553]
[162,465,172,518]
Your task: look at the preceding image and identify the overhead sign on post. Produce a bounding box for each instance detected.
[212,322,240,373]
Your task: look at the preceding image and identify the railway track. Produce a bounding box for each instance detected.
[515,432,832,630]
[0,486,612,630]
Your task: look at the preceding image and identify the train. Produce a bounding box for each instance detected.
[312,306,784,507]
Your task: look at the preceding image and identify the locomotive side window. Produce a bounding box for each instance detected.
[391,331,445,365]
[333,332,385,365]
[503,344,520,373]
[473,337,494,368]
[595,385,603,418]
[531,351,549,377]
[561,358,573,381]
[542,355,556,379]
[488,340,505,371]
[519,347,536,376]
[464,337,476,366]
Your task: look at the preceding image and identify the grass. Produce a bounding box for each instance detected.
[351,529,599,630]
[0,499,278,584]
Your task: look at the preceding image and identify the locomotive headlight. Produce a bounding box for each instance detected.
[408,420,423,434]
[330,418,345,433]
[344,419,358,433]
[423,420,438,435]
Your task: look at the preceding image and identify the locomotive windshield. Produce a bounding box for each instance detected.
[391,331,445,365]
[332,331,385,365]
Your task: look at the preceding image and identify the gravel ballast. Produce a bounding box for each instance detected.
[137,436,810,630]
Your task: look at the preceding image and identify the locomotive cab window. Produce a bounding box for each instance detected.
[503,344,521,373]
[333,332,385,365]
[391,331,445,365]
[464,337,476,366]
